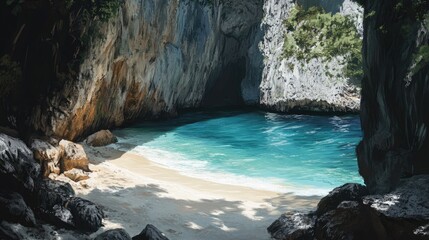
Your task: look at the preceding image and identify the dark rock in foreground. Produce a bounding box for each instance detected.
[316,183,368,216]
[34,179,75,211]
[95,229,132,240]
[0,221,21,240]
[267,212,315,240]
[0,132,105,235]
[46,204,75,229]
[268,176,429,240]
[0,191,36,227]
[132,224,169,240]
[363,175,429,220]
[34,179,103,232]
[314,200,385,239]
[0,133,40,194]
[67,197,104,233]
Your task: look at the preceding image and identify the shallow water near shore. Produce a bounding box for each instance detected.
[112,110,363,195]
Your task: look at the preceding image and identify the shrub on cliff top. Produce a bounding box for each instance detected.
[282,5,363,81]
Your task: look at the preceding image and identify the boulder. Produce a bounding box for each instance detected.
[316,183,368,216]
[85,130,118,147]
[0,191,36,227]
[67,197,104,232]
[94,229,131,240]
[132,224,169,240]
[59,140,90,172]
[43,161,61,177]
[267,212,315,240]
[64,169,90,182]
[0,221,21,240]
[34,179,75,211]
[0,133,40,193]
[269,176,429,240]
[34,179,76,228]
[31,139,61,164]
[31,139,62,177]
[45,204,75,229]
[361,175,429,239]
[34,179,105,231]
[363,175,429,220]
[314,201,386,240]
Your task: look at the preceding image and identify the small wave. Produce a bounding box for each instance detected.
[111,111,363,196]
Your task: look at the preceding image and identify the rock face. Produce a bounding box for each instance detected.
[0,0,364,141]
[268,176,429,240]
[356,0,429,193]
[85,130,117,147]
[259,0,362,113]
[6,0,263,141]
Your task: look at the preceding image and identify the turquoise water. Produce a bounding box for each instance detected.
[113,110,363,195]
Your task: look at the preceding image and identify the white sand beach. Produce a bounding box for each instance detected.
[51,146,320,240]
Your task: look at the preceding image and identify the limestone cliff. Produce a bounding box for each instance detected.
[357,0,429,193]
[28,0,264,140]
[0,0,363,141]
[259,0,363,113]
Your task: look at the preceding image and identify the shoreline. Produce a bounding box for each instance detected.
[109,142,343,197]
[59,145,321,239]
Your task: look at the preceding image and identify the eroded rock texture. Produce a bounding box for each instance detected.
[1,0,264,141]
[356,0,429,193]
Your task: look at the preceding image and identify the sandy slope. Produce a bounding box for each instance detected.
[18,145,320,240]
[68,146,320,239]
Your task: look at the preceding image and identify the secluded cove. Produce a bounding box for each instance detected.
[112,110,363,195]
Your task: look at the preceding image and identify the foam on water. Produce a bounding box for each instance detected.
[112,110,363,196]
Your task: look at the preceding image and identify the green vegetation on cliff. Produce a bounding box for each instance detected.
[282,5,363,80]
